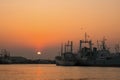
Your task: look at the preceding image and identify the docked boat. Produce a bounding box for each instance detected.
[0,49,12,64]
[55,41,77,66]
[76,33,120,67]
[55,52,77,66]
[55,33,120,67]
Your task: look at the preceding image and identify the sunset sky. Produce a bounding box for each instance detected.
[0,0,120,59]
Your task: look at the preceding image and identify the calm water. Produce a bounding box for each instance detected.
[0,64,120,80]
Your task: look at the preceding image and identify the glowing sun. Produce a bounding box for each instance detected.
[37,52,41,55]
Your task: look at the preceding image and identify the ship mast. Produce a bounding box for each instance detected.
[61,43,63,55]
[79,32,92,52]
[115,44,120,53]
[63,41,73,53]
[97,40,100,50]
[101,37,107,50]
[85,32,87,42]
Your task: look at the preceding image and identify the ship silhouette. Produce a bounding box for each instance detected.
[55,33,120,66]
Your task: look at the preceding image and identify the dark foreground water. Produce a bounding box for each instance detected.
[0,64,120,80]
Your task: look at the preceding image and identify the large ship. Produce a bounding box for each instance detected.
[55,33,120,66]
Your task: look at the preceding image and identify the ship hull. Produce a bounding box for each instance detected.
[55,57,76,66]
[56,59,76,66]
[77,56,120,67]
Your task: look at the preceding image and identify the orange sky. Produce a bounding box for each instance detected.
[0,0,120,59]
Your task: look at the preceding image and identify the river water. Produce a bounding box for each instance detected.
[0,64,120,80]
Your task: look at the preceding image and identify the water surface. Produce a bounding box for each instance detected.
[0,64,120,80]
